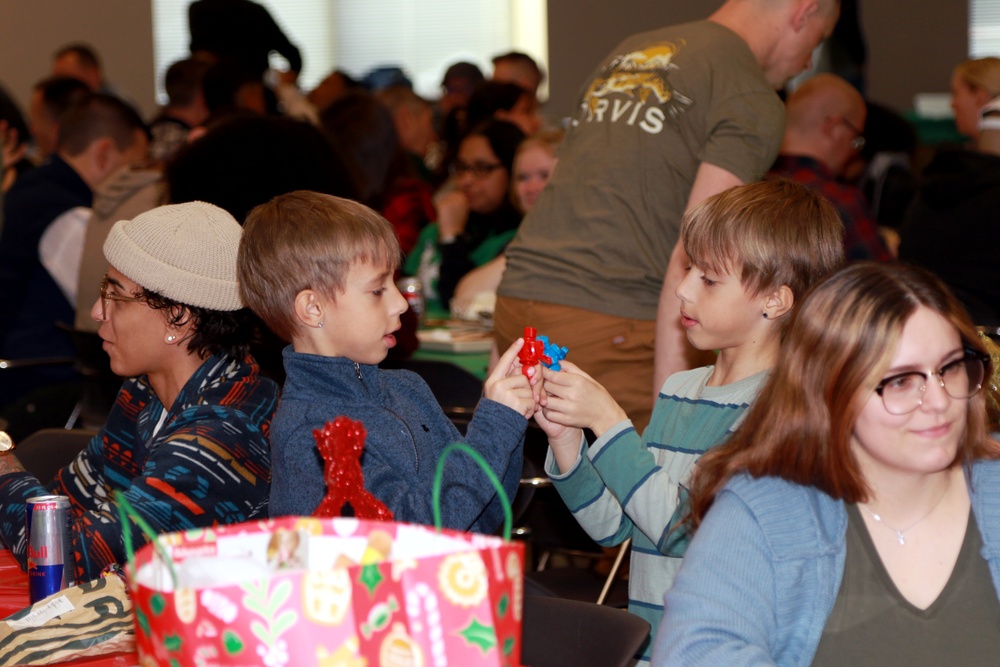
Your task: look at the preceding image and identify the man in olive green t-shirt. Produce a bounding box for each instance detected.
[496,0,839,431]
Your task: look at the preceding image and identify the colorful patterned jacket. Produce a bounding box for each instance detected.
[0,353,278,581]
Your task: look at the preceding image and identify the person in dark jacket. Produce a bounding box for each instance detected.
[238,191,536,534]
[0,93,147,411]
[189,0,302,82]
[899,147,1000,326]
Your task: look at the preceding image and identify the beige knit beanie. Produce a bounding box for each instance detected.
[103,201,244,311]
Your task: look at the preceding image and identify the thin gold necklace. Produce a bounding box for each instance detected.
[860,478,951,546]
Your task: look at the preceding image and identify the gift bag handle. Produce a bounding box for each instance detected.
[432,442,513,540]
[114,490,177,584]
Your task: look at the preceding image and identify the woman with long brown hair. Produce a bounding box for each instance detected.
[654,262,1000,666]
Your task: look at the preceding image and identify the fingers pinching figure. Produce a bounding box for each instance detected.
[518,326,569,376]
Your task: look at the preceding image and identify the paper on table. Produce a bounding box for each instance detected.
[5,595,73,630]
[416,328,493,353]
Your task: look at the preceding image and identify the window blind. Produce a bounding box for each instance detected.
[971,0,1000,56]
[151,0,546,104]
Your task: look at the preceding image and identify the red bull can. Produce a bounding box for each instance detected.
[397,277,424,320]
[26,495,74,603]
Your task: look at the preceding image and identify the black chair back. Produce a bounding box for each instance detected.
[380,358,483,417]
[521,596,650,667]
[17,428,95,485]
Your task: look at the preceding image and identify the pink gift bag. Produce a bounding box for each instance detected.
[123,442,525,667]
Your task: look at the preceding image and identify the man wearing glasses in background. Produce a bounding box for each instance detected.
[770,72,893,262]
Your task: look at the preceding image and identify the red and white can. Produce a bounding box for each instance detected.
[397,276,425,320]
[26,495,74,603]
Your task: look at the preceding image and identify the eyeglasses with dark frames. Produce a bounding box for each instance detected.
[450,161,504,179]
[98,273,145,321]
[874,350,989,415]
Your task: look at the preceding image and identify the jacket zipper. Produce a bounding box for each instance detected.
[354,362,420,471]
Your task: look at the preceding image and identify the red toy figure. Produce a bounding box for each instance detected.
[313,416,394,521]
[518,326,552,377]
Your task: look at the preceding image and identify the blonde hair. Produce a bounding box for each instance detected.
[511,128,564,210]
[239,191,400,341]
[955,57,1000,99]
[682,179,845,307]
[517,128,564,158]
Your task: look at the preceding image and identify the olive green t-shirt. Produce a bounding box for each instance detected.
[812,504,1000,666]
[499,20,784,321]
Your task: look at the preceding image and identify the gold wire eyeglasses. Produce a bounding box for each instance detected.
[98,274,145,320]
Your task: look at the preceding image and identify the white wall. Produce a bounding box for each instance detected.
[0,1,156,118]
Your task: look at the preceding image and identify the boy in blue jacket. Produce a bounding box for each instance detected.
[238,190,537,533]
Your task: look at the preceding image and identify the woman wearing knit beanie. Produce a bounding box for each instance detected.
[0,201,279,582]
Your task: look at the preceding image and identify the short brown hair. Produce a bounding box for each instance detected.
[33,76,90,122]
[375,84,430,115]
[54,43,101,71]
[239,191,401,341]
[687,263,1000,528]
[165,58,209,107]
[681,179,845,309]
[492,51,545,88]
[57,93,147,156]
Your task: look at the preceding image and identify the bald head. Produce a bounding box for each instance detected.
[782,73,866,174]
[712,0,840,88]
[786,74,863,132]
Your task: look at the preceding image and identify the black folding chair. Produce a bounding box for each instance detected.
[521,596,650,667]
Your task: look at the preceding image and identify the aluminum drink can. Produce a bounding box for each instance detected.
[396,276,424,320]
[26,495,74,603]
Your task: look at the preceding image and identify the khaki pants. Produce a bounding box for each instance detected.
[494,295,655,433]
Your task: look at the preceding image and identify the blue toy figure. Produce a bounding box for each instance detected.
[536,335,569,371]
